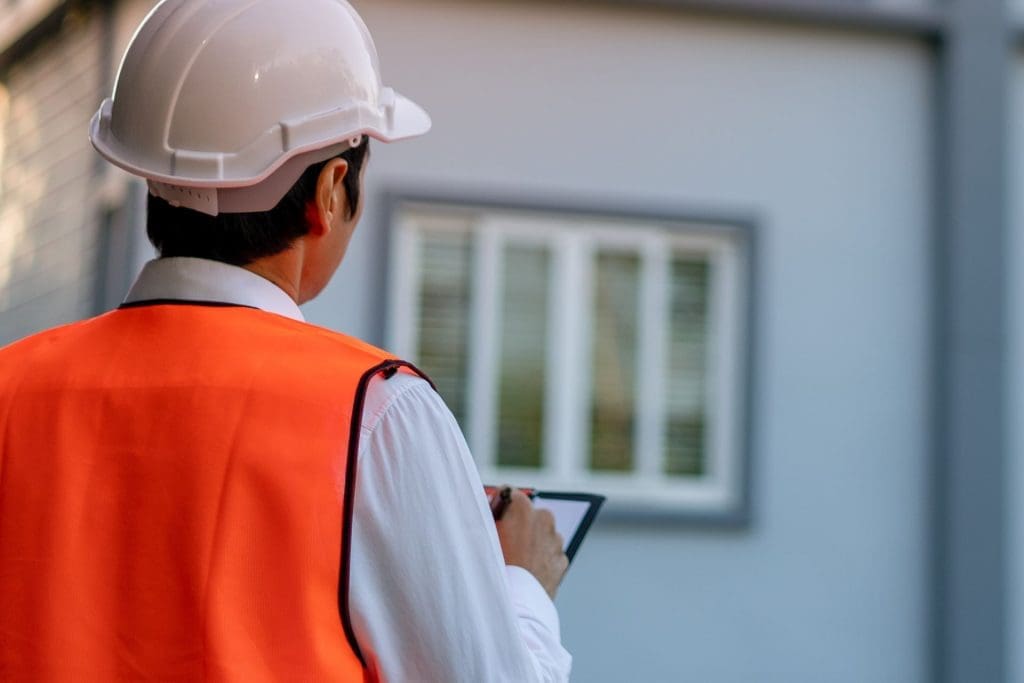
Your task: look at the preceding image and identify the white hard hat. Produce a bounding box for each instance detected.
[90,0,430,216]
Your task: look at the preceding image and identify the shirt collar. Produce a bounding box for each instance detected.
[123,257,305,322]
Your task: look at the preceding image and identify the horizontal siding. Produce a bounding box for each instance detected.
[1,274,99,344]
[2,227,101,308]
[0,145,97,217]
[0,8,105,346]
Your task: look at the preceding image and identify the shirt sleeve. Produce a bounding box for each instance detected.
[347,373,572,683]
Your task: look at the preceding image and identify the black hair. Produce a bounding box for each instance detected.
[147,137,370,266]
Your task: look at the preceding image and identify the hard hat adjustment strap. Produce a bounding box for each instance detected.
[149,181,218,216]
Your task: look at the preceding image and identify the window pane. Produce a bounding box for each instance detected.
[417,230,472,427]
[666,257,710,476]
[590,251,640,472]
[496,245,549,469]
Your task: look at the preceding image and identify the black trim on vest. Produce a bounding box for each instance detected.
[339,359,436,668]
[118,299,260,311]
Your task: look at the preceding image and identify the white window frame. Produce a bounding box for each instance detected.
[387,198,751,520]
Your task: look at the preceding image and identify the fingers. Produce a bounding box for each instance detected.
[496,488,533,524]
[489,485,513,520]
[533,509,563,554]
[492,488,569,598]
[508,488,533,508]
[535,508,555,531]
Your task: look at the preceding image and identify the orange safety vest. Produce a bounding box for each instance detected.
[0,302,422,681]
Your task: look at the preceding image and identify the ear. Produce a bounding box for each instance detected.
[310,158,350,237]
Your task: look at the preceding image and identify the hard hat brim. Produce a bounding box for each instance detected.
[385,92,433,144]
[89,89,432,191]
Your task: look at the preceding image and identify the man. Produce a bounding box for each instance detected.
[0,0,571,680]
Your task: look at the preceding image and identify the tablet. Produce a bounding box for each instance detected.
[532,491,605,562]
[485,486,605,563]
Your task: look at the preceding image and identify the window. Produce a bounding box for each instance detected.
[388,198,751,518]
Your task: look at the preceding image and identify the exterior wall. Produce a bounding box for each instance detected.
[0,0,64,49]
[1009,53,1024,683]
[874,0,930,8]
[307,2,933,680]
[0,7,108,346]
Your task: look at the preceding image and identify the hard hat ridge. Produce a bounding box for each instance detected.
[90,0,430,216]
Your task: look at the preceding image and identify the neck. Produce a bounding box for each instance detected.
[243,244,304,303]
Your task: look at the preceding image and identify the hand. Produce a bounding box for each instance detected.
[494,488,568,599]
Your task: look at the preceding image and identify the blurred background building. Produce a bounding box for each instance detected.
[0,0,1021,681]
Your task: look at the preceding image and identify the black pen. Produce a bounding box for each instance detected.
[490,486,512,521]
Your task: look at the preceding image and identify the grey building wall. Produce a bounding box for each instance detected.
[1009,52,1024,683]
[306,2,934,680]
[0,7,107,345]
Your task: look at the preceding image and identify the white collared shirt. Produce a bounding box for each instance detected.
[124,258,572,683]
